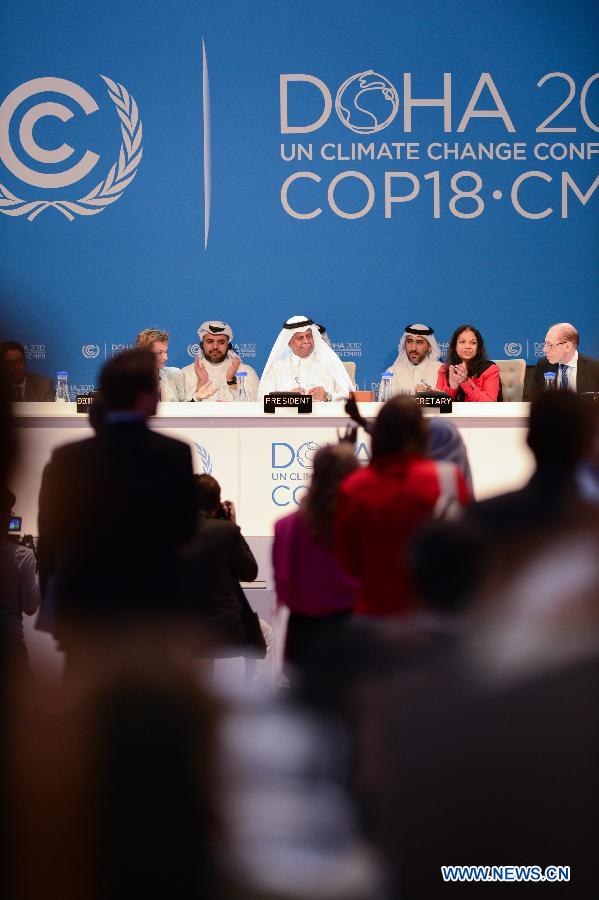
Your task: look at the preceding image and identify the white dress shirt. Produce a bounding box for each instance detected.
[559,350,578,391]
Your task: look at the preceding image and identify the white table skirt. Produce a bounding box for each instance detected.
[12,400,534,540]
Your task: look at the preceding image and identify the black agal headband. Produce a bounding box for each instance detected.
[283,317,314,330]
[405,325,434,336]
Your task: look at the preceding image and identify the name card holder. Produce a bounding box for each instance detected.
[76,394,95,414]
[414,392,453,414]
[264,393,313,414]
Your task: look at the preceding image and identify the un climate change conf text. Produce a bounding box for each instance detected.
[279,71,599,221]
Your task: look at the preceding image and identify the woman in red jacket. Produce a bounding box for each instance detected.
[335,398,470,617]
[436,324,502,402]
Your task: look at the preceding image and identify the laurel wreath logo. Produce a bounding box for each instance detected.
[194,444,213,475]
[504,341,523,357]
[82,344,101,359]
[0,75,142,221]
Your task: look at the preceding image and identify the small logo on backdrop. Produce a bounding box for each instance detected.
[194,443,213,474]
[233,342,256,359]
[0,75,143,221]
[69,383,95,400]
[335,71,399,135]
[504,341,523,357]
[187,343,201,358]
[23,343,46,360]
[82,344,101,359]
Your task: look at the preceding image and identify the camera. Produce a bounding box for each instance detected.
[215,500,232,521]
[8,514,22,534]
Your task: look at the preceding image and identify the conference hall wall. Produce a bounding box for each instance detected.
[1,0,598,394]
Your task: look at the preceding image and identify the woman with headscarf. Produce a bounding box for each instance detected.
[436,324,502,402]
[427,418,473,493]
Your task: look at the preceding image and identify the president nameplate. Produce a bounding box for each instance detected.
[264,393,313,414]
[414,392,453,414]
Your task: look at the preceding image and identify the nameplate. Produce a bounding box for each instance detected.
[264,393,313,414]
[414,392,453,414]
[76,394,95,413]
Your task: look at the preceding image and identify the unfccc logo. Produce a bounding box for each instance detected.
[0,76,143,221]
[82,344,101,359]
[187,343,201,358]
[504,341,523,357]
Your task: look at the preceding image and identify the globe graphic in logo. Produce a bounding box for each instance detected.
[296,441,320,469]
[335,70,399,135]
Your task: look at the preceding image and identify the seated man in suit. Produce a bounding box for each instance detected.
[528,322,599,398]
[0,340,54,401]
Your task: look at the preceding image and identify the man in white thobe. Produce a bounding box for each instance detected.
[258,316,353,401]
[181,321,259,401]
[390,324,443,395]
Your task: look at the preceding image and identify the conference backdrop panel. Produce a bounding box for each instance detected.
[1,0,598,394]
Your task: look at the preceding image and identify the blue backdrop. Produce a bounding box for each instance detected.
[1,0,598,395]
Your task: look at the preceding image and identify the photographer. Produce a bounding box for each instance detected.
[1,489,40,666]
[180,475,269,663]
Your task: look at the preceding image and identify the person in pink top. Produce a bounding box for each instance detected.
[436,324,502,402]
[273,442,359,672]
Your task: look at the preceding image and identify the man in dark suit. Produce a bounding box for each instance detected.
[0,341,55,401]
[527,322,599,398]
[466,390,596,547]
[37,349,196,642]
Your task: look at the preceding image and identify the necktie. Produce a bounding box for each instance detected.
[11,385,22,402]
[559,363,568,390]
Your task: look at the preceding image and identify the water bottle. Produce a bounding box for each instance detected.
[543,371,557,391]
[55,371,70,402]
[237,370,250,401]
[378,371,393,403]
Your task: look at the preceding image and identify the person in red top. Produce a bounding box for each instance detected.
[273,443,360,672]
[436,324,502,401]
[335,397,470,618]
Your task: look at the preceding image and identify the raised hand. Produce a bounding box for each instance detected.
[454,362,468,383]
[194,355,209,387]
[226,355,241,382]
[194,380,218,400]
